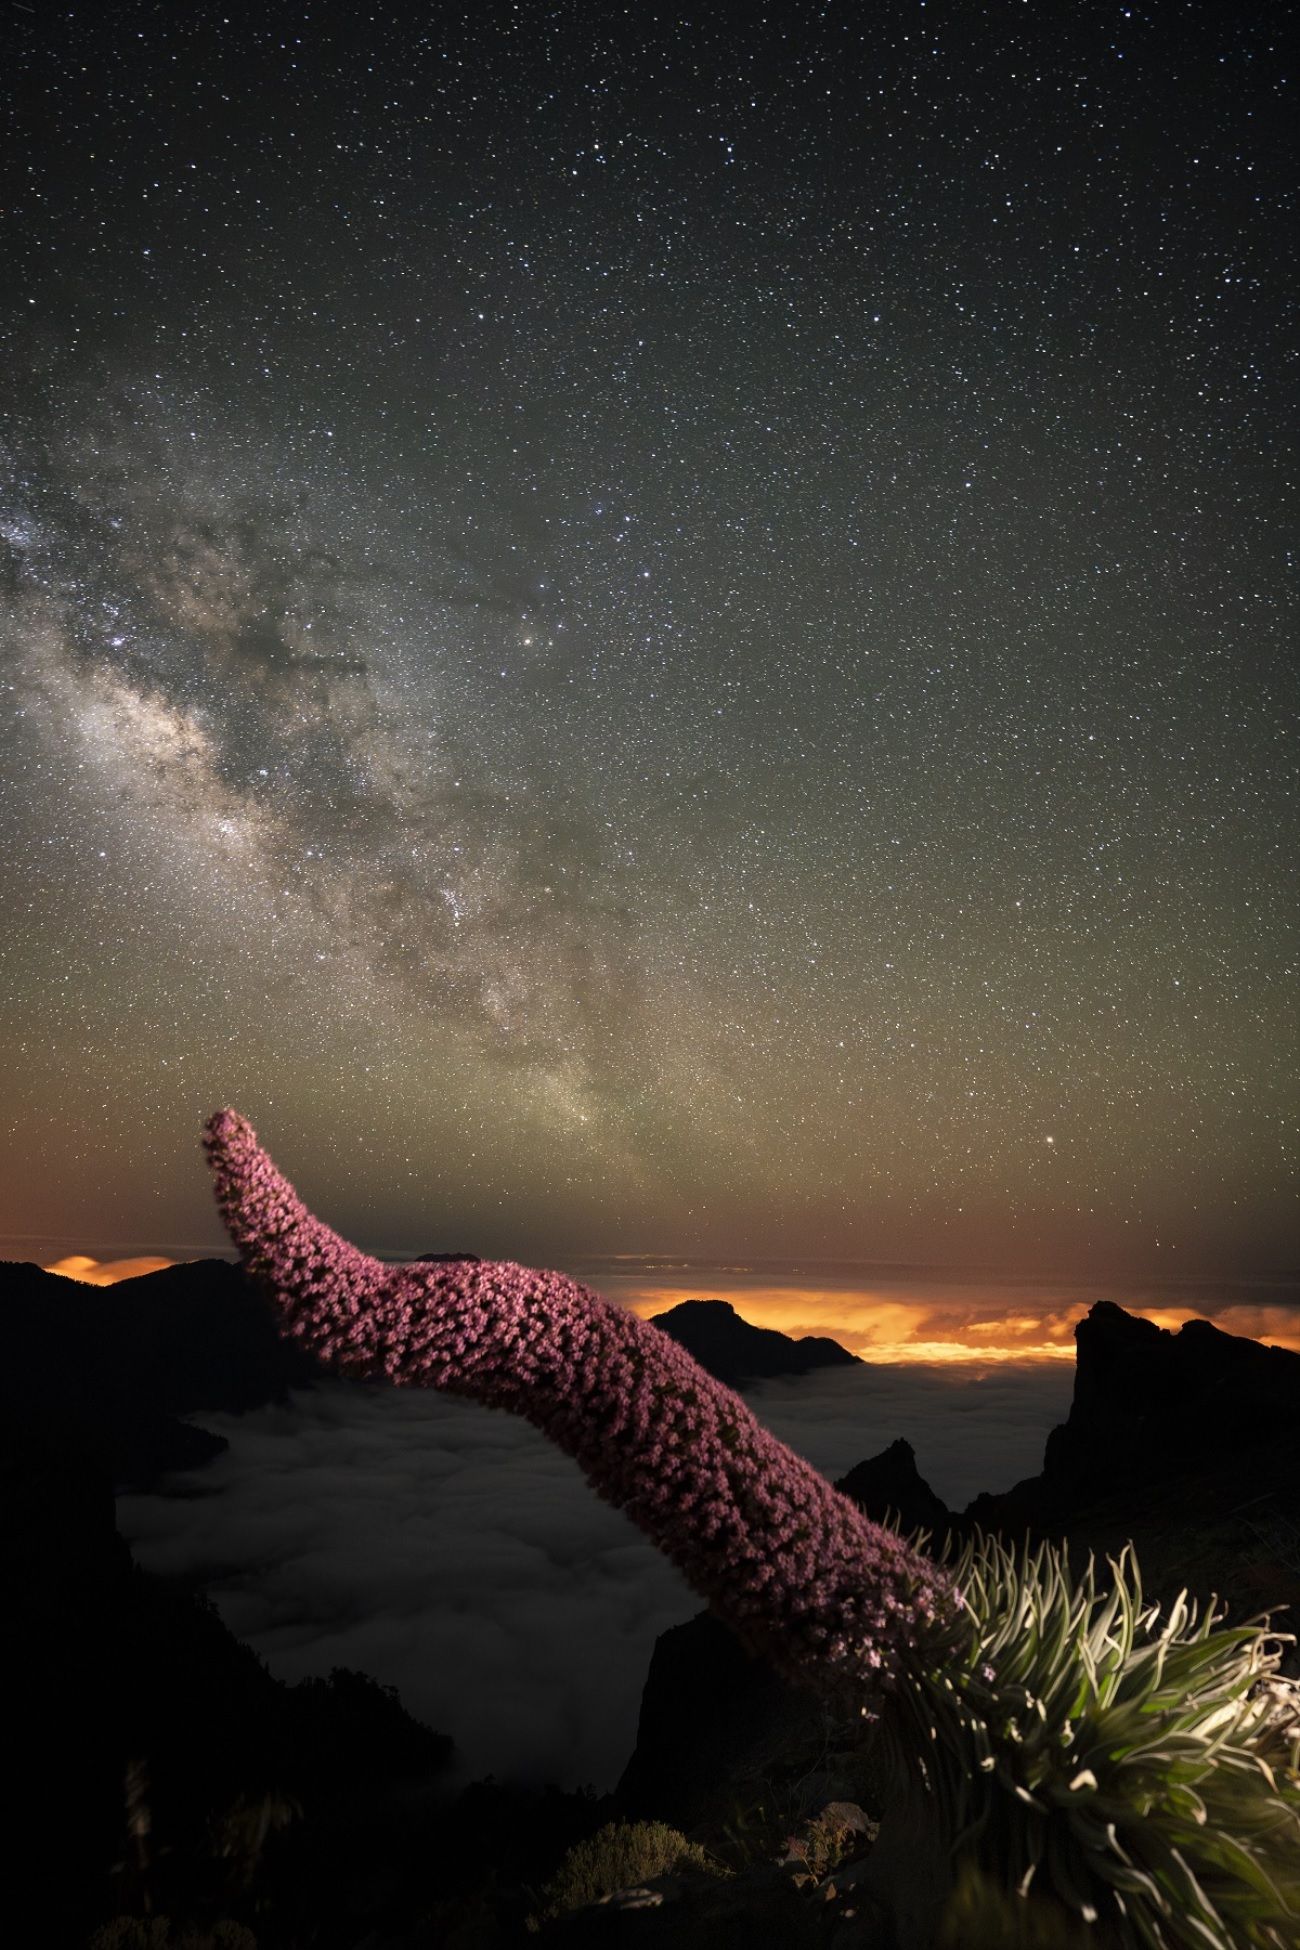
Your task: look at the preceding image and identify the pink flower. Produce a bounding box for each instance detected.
[203,1109,959,1697]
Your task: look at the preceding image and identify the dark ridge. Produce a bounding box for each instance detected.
[1,1258,455,1946]
[649,1297,860,1387]
[0,1256,325,1490]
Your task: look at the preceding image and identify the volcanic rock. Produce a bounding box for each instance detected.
[835,1437,952,1536]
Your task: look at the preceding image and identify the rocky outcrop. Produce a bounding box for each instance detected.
[964,1301,1300,1547]
[616,1611,819,1829]
[835,1438,951,1537]
[1040,1300,1300,1495]
[648,1298,860,1387]
[956,1303,1300,1642]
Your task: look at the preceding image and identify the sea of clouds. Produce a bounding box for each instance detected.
[118,1360,1074,1791]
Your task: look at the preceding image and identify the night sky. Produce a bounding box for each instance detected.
[2,0,1295,1282]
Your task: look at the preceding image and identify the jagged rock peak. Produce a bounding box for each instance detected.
[836,1438,952,1535]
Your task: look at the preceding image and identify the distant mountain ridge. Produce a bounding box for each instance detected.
[0,1256,324,1488]
[648,1297,859,1385]
[0,1266,859,1475]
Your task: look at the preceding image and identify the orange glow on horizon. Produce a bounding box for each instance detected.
[623,1285,1300,1363]
[44,1253,178,1286]
[624,1285,1079,1363]
[32,1255,1300,1360]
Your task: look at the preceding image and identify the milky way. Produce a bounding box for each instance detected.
[1,1,1294,1272]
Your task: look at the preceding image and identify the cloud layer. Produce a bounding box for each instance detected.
[118,1361,1074,1791]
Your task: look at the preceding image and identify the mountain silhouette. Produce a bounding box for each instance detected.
[648,1297,859,1386]
[0,1256,324,1488]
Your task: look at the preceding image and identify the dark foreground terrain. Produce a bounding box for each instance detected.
[4,1257,1296,1947]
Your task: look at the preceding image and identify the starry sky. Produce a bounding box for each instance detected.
[2,0,1295,1282]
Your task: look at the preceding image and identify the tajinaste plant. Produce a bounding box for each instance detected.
[203,1110,1300,1948]
[201,1108,956,1698]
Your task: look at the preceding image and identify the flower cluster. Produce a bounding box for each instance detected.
[203,1109,959,1695]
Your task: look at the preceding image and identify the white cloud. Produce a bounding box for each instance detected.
[118,1362,1073,1791]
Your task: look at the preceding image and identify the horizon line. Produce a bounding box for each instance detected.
[7,1236,1297,1295]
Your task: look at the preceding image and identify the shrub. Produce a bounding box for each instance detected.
[531,1819,727,1921]
[87,1921,256,1950]
[882,1533,1300,1949]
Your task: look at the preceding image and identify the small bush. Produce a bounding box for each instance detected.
[87,1926,172,1950]
[87,1920,257,1950]
[781,1801,876,1882]
[532,1819,727,1921]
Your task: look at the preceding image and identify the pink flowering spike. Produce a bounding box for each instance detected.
[203,1112,960,1697]
[203,1109,393,1371]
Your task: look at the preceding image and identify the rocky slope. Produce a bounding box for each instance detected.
[2,1258,455,1945]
